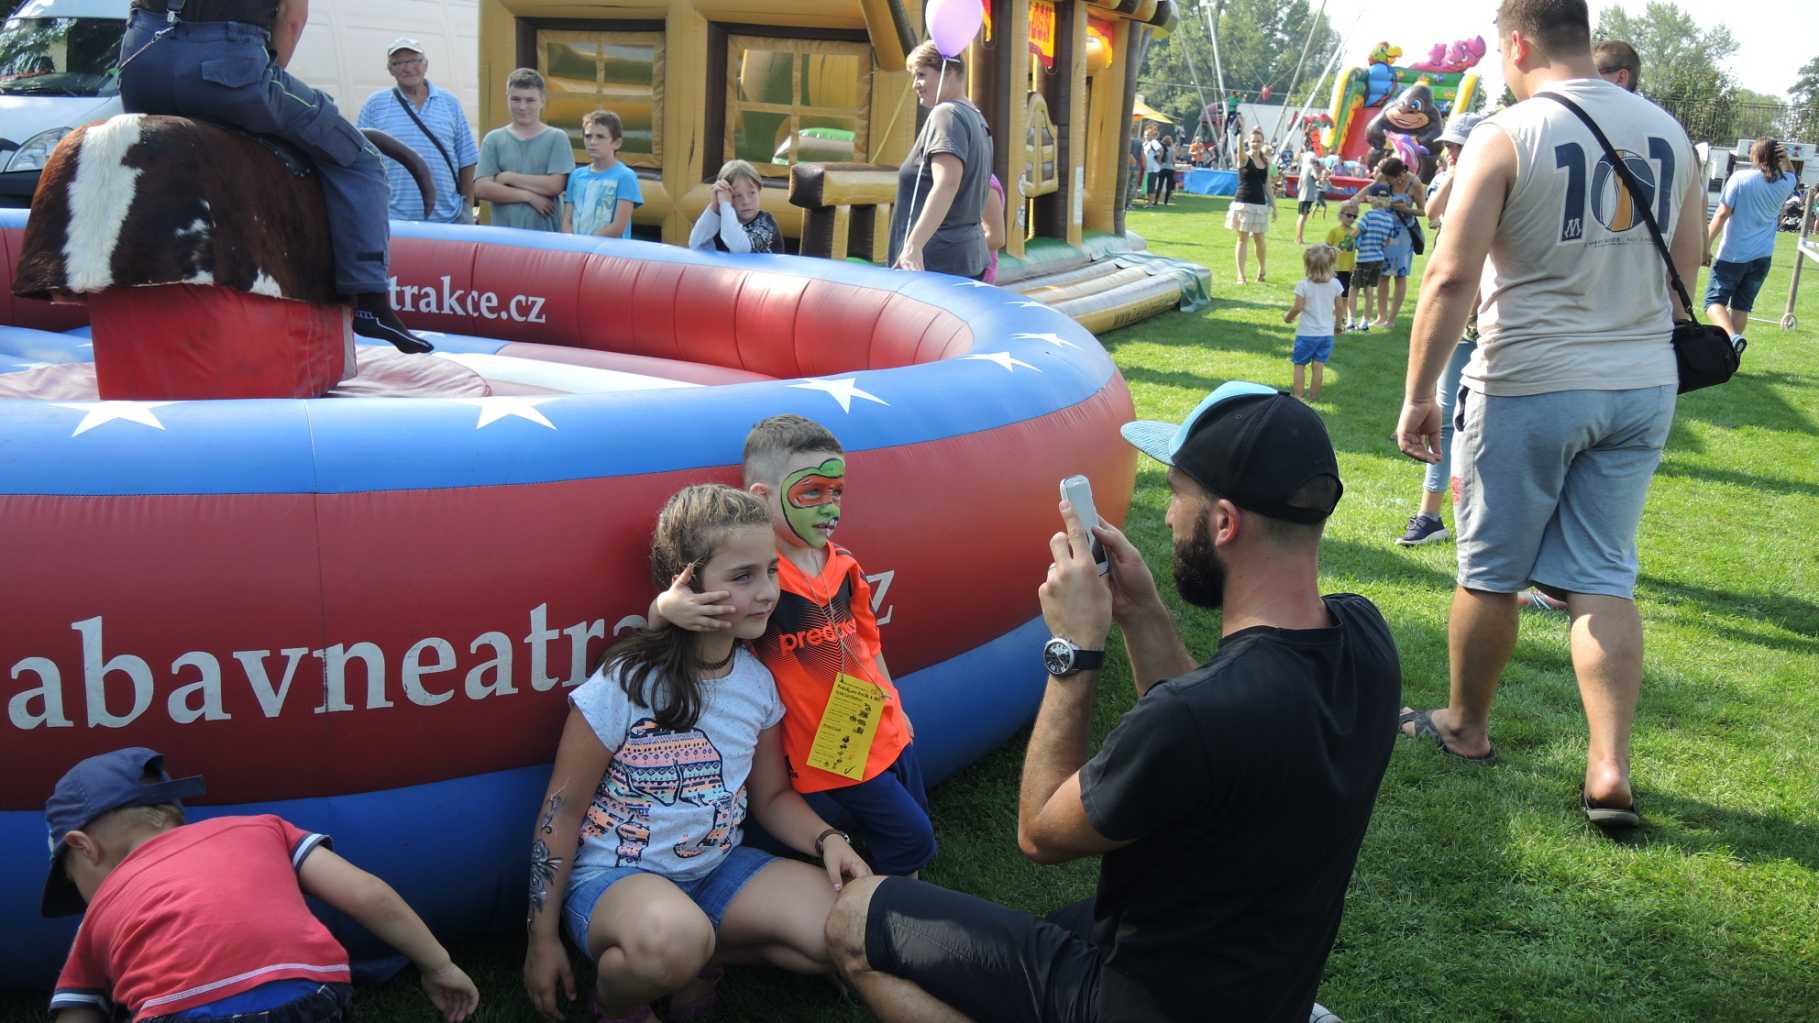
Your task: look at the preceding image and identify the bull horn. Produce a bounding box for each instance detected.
[361,128,438,218]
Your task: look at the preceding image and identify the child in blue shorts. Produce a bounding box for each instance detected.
[1285,244,1346,401]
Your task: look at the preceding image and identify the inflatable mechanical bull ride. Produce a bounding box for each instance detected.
[11,114,436,400]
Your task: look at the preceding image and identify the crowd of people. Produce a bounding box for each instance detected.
[28,2,1795,1023]
[360,40,1004,279]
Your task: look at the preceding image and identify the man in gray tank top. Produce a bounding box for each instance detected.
[1390,0,1703,829]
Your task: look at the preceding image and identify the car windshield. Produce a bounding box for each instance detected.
[0,17,122,98]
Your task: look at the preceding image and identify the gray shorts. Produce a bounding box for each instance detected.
[1453,385,1674,599]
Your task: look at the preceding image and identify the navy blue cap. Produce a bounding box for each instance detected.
[42,748,204,917]
[1120,381,1342,524]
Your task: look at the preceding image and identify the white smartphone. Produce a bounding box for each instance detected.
[1059,475,1110,575]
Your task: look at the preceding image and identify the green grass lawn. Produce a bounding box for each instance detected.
[7,201,1814,1022]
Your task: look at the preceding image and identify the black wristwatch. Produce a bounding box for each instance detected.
[1043,637,1105,678]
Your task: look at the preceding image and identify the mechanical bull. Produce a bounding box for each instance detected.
[10,114,434,399]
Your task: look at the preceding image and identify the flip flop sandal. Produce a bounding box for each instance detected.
[663,966,724,1023]
[1581,789,1642,830]
[1397,708,1499,764]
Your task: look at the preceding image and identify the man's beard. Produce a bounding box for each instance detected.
[1172,513,1227,609]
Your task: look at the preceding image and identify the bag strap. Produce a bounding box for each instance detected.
[1538,91,1698,323]
[392,88,458,203]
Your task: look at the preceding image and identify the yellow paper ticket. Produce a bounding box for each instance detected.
[805,672,887,780]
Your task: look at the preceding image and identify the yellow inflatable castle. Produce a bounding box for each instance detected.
[478,0,1207,331]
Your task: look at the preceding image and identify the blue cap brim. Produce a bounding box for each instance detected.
[1119,420,1177,466]
[41,775,205,917]
[1120,381,1278,466]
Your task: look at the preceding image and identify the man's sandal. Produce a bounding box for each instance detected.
[1581,789,1642,830]
[1397,708,1498,764]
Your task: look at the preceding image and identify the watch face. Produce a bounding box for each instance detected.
[1043,638,1075,676]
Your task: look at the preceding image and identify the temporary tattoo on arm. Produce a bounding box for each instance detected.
[527,793,566,929]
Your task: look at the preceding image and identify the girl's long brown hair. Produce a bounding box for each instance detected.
[600,484,772,732]
[1752,138,1785,183]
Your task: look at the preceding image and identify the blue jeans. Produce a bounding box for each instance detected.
[803,743,937,876]
[119,10,391,294]
[1424,338,1476,494]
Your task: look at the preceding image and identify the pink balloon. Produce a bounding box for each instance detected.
[926,0,984,57]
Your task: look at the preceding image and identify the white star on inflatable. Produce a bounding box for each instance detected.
[789,377,888,413]
[962,352,1040,373]
[1013,301,1051,311]
[952,279,996,289]
[454,396,557,430]
[10,360,54,370]
[53,401,177,437]
[1011,331,1081,350]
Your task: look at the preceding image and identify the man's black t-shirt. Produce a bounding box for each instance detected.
[1078,593,1400,1023]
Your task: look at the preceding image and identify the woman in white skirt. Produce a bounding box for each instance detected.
[1227,128,1275,283]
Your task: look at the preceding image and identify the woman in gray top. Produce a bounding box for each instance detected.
[890,42,993,278]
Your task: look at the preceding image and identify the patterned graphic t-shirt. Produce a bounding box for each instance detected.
[569,649,783,882]
[565,161,644,237]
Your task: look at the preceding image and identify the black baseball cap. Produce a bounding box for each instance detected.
[1120,381,1343,524]
[42,747,205,917]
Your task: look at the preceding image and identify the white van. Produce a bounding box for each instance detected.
[0,0,477,206]
[0,0,123,200]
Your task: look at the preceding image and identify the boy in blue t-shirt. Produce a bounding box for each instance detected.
[562,110,643,238]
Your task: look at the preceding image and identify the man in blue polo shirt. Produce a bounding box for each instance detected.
[357,37,479,224]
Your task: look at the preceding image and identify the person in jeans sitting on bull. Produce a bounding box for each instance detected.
[118,0,433,354]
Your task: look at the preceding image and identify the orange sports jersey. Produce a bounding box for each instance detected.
[755,544,910,793]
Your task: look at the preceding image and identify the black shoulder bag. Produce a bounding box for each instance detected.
[392,88,471,223]
[1541,93,1742,393]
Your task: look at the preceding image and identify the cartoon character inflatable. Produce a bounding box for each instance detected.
[1365,81,1446,180]
[1325,40,1480,178]
[1364,42,1403,106]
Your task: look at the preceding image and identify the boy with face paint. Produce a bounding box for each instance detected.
[653,415,935,877]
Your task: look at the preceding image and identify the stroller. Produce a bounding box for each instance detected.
[1781,186,1809,233]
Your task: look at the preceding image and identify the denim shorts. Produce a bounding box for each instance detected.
[562,845,774,958]
[1702,256,1772,313]
[1291,335,1334,365]
[1454,385,1675,598]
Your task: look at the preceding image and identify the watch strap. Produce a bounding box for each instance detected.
[814,827,849,857]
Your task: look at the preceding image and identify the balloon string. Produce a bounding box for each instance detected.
[898,60,948,265]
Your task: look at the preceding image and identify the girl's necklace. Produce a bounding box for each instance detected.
[698,645,736,673]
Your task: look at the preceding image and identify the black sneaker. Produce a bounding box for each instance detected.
[351,294,434,354]
[1395,513,1448,546]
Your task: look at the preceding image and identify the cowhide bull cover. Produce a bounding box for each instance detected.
[12,114,340,307]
